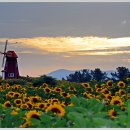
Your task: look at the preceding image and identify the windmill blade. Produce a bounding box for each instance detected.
[2,55,6,67]
[0,51,3,54]
[4,40,8,53]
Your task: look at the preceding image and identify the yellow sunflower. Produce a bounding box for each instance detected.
[68,86,76,92]
[2,101,12,108]
[26,102,33,110]
[36,103,46,110]
[83,92,93,99]
[117,81,125,88]
[23,97,30,103]
[106,80,113,87]
[95,84,102,89]
[13,92,21,98]
[30,96,39,103]
[53,87,62,93]
[119,89,126,95]
[14,99,22,106]
[26,110,40,121]
[10,110,18,115]
[104,94,112,100]
[21,104,29,110]
[96,88,102,93]
[81,83,90,88]
[101,88,111,95]
[51,98,60,104]
[46,104,65,117]
[44,87,51,94]
[60,92,70,98]
[120,106,126,111]
[108,108,117,119]
[110,96,123,106]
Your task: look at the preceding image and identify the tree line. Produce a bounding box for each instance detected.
[64,67,130,82]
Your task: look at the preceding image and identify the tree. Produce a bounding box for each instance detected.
[32,75,57,87]
[66,69,92,82]
[111,66,129,81]
[91,68,107,82]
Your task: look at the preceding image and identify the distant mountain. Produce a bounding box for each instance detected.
[47,69,75,80]
[47,69,115,80]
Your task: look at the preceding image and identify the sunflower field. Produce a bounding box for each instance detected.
[1,78,130,128]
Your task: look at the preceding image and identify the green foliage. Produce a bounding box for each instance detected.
[32,75,57,87]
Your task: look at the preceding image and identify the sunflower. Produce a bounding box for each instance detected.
[51,98,60,104]
[13,92,21,98]
[53,87,62,93]
[20,120,32,128]
[42,83,49,88]
[10,110,18,115]
[36,103,46,110]
[46,104,65,117]
[101,88,111,95]
[26,110,40,121]
[120,106,126,112]
[23,97,30,103]
[30,96,39,103]
[26,102,33,110]
[106,80,113,87]
[96,88,102,93]
[81,83,90,88]
[6,91,14,99]
[83,92,93,99]
[68,86,76,92]
[95,84,102,89]
[21,88,26,93]
[108,108,117,119]
[21,104,28,110]
[14,99,22,106]
[60,92,70,98]
[44,87,51,94]
[119,89,126,95]
[110,96,123,106]
[2,101,12,108]
[104,94,112,100]
[115,92,120,96]
[117,81,125,88]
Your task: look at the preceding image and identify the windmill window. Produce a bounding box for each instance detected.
[8,73,14,77]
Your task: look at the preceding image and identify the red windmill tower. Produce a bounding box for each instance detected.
[0,40,20,80]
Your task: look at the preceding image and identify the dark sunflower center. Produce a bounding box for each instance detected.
[119,83,124,87]
[62,93,67,97]
[46,89,50,93]
[104,90,109,94]
[6,103,11,107]
[39,104,44,108]
[120,91,125,94]
[15,94,19,97]
[27,104,33,109]
[56,88,61,92]
[51,108,61,113]
[108,82,112,86]
[112,111,116,116]
[84,84,89,87]
[114,100,120,104]
[31,114,40,120]
[32,98,38,102]
[16,100,21,104]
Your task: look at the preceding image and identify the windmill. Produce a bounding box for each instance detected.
[0,40,19,80]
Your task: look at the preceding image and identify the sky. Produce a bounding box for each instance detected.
[0,3,130,76]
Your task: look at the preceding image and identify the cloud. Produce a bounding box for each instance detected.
[121,20,127,25]
[0,36,130,56]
